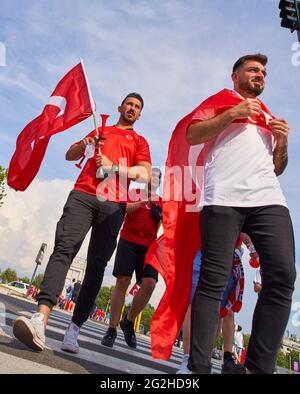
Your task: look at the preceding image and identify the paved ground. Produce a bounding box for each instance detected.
[0,293,222,374]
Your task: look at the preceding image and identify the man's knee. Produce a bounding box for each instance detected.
[141,278,157,293]
[274,261,296,288]
[279,264,297,290]
[116,276,131,291]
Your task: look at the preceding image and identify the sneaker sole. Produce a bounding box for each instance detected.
[13,317,44,351]
[101,340,115,348]
[61,343,79,354]
[120,322,137,349]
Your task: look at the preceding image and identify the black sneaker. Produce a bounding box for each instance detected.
[120,315,137,348]
[101,327,117,348]
[221,356,246,374]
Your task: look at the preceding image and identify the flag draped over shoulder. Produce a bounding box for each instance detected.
[8,62,93,191]
[145,110,204,361]
[146,89,274,360]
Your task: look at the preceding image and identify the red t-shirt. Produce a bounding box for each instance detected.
[120,189,162,246]
[73,126,151,202]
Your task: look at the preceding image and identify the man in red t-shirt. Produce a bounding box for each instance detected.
[101,168,162,349]
[13,93,152,354]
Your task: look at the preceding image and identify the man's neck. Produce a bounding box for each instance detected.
[233,87,257,100]
[115,119,135,130]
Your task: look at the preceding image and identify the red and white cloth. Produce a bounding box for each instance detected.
[220,241,245,318]
[8,62,93,191]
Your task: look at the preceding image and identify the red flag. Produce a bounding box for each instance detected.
[7,62,93,191]
[146,89,274,360]
[129,283,140,296]
[145,110,204,360]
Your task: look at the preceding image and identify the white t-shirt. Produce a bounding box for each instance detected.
[234,331,244,349]
[254,269,262,285]
[192,90,287,208]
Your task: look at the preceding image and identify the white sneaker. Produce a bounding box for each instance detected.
[13,313,45,351]
[61,322,80,353]
[176,354,191,374]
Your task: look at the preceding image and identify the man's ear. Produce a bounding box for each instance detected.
[231,71,238,84]
[117,105,121,114]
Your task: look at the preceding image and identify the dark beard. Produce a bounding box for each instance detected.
[121,114,135,125]
[240,80,264,96]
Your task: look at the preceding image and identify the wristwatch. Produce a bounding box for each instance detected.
[111,164,119,173]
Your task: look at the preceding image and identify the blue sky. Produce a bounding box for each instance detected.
[0,0,300,335]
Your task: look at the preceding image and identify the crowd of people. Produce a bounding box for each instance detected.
[12,53,296,374]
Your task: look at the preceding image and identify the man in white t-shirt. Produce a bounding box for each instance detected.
[233,325,244,363]
[253,269,262,295]
[186,54,296,374]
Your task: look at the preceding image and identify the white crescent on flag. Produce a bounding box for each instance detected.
[47,95,67,118]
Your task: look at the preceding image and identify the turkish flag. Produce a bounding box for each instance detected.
[7,62,93,191]
[145,110,204,360]
[129,283,140,296]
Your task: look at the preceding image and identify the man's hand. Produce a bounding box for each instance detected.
[231,98,262,120]
[81,136,95,147]
[95,154,113,170]
[269,118,289,148]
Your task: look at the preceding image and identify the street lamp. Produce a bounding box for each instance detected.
[27,243,47,297]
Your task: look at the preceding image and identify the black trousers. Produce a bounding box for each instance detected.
[37,190,126,326]
[189,205,296,374]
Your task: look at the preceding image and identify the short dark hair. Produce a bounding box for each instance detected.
[232,54,268,72]
[121,92,144,109]
[152,167,162,181]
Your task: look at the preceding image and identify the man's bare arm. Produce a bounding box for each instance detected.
[186,99,262,145]
[269,119,289,176]
[273,145,288,176]
[65,137,95,161]
[96,155,151,184]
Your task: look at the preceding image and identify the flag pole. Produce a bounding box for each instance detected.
[80,58,100,139]
[80,58,104,177]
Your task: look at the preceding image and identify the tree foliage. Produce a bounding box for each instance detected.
[32,273,44,288]
[96,286,115,310]
[140,304,155,335]
[0,268,17,283]
[0,166,8,207]
[20,276,31,284]
[215,335,223,351]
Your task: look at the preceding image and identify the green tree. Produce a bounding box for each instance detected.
[140,304,155,334]
[20,276,31,284]
[0,166,8,207]
[32,273,44,289]
[97,286,115,310]
[215,335,224,351]
[243,334,250,352]
[0,268,18,283]
[277,351,289,369]
[290,349,300,371]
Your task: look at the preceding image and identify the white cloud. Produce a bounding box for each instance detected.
[0,179,72,277]
[0,177,166,309]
